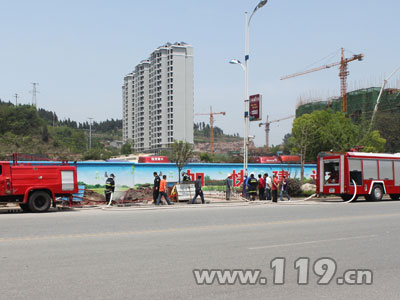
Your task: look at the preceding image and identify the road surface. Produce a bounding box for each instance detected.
[1,200,399,299]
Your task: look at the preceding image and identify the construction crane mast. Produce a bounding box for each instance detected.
[281,48,363,113]
[258,115,294,152]
[195,106,226,153]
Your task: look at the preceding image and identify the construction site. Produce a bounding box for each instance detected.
[296,87,400,119]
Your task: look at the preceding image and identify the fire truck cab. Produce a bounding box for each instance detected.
[317,152,400,201]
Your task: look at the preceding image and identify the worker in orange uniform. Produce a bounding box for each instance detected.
[156,175,172,205]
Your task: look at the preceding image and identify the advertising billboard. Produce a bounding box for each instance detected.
[249,94,262,121]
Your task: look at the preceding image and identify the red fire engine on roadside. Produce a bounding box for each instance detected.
[0,155,78,212]
[317,152,400,201]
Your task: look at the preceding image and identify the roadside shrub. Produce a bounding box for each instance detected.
[286,178,301,197]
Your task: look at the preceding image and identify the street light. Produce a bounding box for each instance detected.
[230,0,269,176]
[229,59,246,71]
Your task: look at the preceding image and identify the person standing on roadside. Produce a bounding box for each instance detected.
[280,176,291,201]
[226,174,232,200]
[156,175,172,205]
[258,174,265,200]
[247,173,258,201]
[243,174,249,199]
[272,174,279,203]
[191,175,205,204]
[153,172,160,204]
[104,173,115,205]
[265,173,272,200]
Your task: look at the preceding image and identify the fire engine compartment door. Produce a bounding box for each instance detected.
[395,161,400,186]
[61,171,74,191]
[348,159,363,186]
[0,165,4,193]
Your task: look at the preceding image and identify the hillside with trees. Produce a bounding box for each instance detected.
[194,122,241,143]
[0,100,122,160]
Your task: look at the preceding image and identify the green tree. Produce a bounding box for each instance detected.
[290,113,319,182]
[83,149,102,160]
[373,112,400,152]
[358,130,386,152]
[290,110,386,182]
[121,141,132,155]
[200,152,213,162]
[282,133,294,154]
[41,125,49,142]
[168,140,194,183]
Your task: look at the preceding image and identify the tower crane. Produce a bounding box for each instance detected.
[281,48,364,113]
[195,106,226,153]
[258,115,294,152]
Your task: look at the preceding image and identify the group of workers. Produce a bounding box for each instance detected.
[153,172,205,205]
[105,171,290,206]
[226,173,290,202]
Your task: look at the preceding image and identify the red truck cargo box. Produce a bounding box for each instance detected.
[252,156,281,164]
[138,156,170,163]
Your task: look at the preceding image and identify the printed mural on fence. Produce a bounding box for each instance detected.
[74,162,317,191]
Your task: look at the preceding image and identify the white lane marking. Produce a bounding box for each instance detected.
[248,234,379,250]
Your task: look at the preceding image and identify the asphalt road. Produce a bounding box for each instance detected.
[1,200,400,300]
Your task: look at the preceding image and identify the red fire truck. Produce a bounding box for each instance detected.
[317,152,400,201]
[0,158,78,212]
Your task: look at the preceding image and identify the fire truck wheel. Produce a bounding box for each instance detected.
[28,191,51,213]
[340,194,358,202]
[370,185,383,201]
[19,203,30,212]
[389,194,400,200]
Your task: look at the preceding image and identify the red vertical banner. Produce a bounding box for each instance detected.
[249,94,262,121]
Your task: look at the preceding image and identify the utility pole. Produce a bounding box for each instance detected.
[30,82,39,107]
[88,117,93,149]
[14,93,18,106]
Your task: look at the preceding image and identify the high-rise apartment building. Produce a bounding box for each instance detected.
[122,42,194,152]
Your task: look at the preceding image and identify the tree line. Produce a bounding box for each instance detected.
[0,100,121,160]
[193,122,240,138]
[37,107,122,134]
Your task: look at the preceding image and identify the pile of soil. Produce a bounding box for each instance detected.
[123,187,153,202]
[83,189,105,205]
[81,187,153,205]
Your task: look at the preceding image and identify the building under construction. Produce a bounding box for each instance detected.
[296,87,400,152]
[296,87,400,120]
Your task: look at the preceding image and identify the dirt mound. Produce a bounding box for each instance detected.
[123,187,153,202]
[83,189,105,204]
[82,187,153,205]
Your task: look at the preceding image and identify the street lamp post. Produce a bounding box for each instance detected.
[230,0,269,175]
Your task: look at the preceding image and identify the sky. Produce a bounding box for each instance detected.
[1,0,399,147]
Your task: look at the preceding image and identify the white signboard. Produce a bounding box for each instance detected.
[175,183,195,201]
